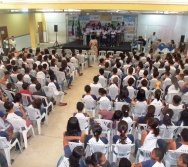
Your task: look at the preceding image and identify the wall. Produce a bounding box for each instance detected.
[44,13,67,43]
[137,14,188,44]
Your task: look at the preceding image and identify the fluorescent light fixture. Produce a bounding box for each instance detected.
[22,8,28,12]
[116,10,119,12]
[11,10,19,12]
[64,9,81,12]
[164,11,169,14]
[38,9,54,12]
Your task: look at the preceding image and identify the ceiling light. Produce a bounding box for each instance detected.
[11,10,19,12]
[22,8,28,12]
[164,11,169,14]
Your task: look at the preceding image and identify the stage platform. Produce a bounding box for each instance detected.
[53,40,131,52]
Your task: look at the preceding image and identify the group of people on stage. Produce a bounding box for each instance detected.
[82,22,125,47]
[0,36,16,56]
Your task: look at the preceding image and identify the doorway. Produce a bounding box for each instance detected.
[0,26,8,46]
[38,22,43,43]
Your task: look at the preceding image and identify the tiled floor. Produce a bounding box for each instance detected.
[10,63,98,167]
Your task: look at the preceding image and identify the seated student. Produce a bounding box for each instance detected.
[41,55,49,70]
[23,67,32,83]
[64,117,85,143]
[134,118,160,156]
[162,95,184,114]
[176,109,188,126]
[123,67,136,86]
[177,154,188,167]
[159,109,174,126]
[110,68,120,84]
[166,76,180,94]
[157,128,188,153]
[82,85,97,101]
[178,74,185,88]
[109,76,120,91]
[169,59,176,75]
[85,152,110,167]
[98,68,107,87]
[162,71,171,90]
[149,89,163,106]
[98,88,111,111]
[36,65,45,80]
[20,82,32,96]
[137,61,145,77]
[121,105,133,123]
[0,71,10,86]
[30,77,37,87]
[132,148,165,167]
[111,158,131,167]
[104,62,111,72]
[17,73,24,84]
[136,105,158,125]
[74,102,88,118]
[139,79,149,99]
[115,86,135,105]
[98,58,105,68]
[48,75,67,106]
[87,124,108,144]
[70,52,83,76]
[127,77,136,90]
[116,62,123,79]
[10,66,19,80]
[90,76,102,88]
[105,53,112,67]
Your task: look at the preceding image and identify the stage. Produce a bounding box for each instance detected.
[59,40,132,53]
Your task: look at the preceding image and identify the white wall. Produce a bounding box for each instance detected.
[44,13,67,43]
[137,14,188,44]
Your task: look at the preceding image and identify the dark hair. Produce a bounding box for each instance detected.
[38,65,43,71]
[143,70,148,76]
[31,77,37,83]
[77,102,84,111]
[118,86,129,101]
[179,109,188,126]
[65,117,81,137]
[99,68,104,75]
[91,124,102,142]
[85,85,91,93]
[181,128,188,142]
[147,117,159,137]
[171,76,180,90]
[93,76,99,83]
[98,88,107,95]
[153,148,164,161]
[119,158,131,167]
[35,83,41,90]
[163,109,173,127]
[69,146,85,167]
[22,82,29,90]
[173,95,181,105]
[13,66,18,72]
[85,152,103,166]
[128,78,134,86]
[154,89,161,101]
[136,89,146,101]
[153,71,159,78]
[121,105,130,117]
[33,63,37,70]
[25,67,30,74]
[128,67,133,74]
[180,154,188,166]
[141,79,148,87]
[118,120,128,144]
[4,101,14,111]
[141,105,155,123]
[13,93,22,103]
[17,74,23,81]
[50,75,55,81]
[32,99,42,109]
[113,68,117,74]
[112,110,123,121]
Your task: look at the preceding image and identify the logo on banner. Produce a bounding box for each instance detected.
[90,15,100,21]
[112,16,123,21]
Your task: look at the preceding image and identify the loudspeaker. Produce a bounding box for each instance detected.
[54,25,58,32]
[180,35,185,43]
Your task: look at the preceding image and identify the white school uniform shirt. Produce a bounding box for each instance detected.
[122,117,133,123]
[98,96,111,111]
[150,35,157,42]
[176,144,188,152]
[41,62,49,70]
[96,30,101,37]
[111,31,116,38]
[88,137,104,144]
[36,71,45,80]
[102,31,108,38]
[74,113,86,118]
[9,39,16,48]
[48,82,59,96]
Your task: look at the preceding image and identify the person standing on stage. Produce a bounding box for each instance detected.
[111,28,116,47]
[121,22,125,43]
[116,26,121,46]
[102,27,108,46]
[150,32,157,45]
[86,25,91,45]
[82,28,87,46]
[89,35,98,56]
[9,36,16,52]
[95,26,101,46]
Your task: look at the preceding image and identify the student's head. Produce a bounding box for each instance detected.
[66,117,81,136]
[13,93,22,103]
[121,105,130,118]
[153,71,159,78]
[84,85,91,93]
[77,102,84,111]
[99,58,104,64]
[128,78,134,86]
[35,83,41,91]
[38,65,43,71]
[163,109,174,126]
[154,89,161,101]
[91,124,102,142]
[116,62,121,68]
[179,109,188,126]
[112,110,123,121]
[22,82,29,90]
[13,66,18,72]
[4,71,10,79]
[85,152,106,167]
[6,83,12,90]
[93,76,99,83]
[99,68,104,75]
[171,76,179,90]
[151,148,164,162]
[112,68,117,74]
[4,101,14,112]
[50,75,55,82]
[147,117,159,137]
[136,89,146,101]
[180,128,188,142]
[177,154,188,167]
[165,66,170,72]
[104,62,109,68]
[118,120,128,144]
[43,64,47,70]
[113,77,118,84]
[173,95,181,105]
[142,105,155,123]
[32,99,42,109]
[119,86,129,100]
[128,67,133,74]
[141,79,148,87]
[69,146,85,167]
[25,67,30,74]
[98,88,107,96]
[118,158,131,167]
[31,77,37,84]
[143,70,148,77]
[179,74,184,80]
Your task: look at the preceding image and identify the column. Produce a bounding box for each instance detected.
[28,13,37,49]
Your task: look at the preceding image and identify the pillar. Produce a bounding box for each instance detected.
[28,13,37,49]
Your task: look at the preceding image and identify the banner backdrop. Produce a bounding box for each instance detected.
[68,14,136,41]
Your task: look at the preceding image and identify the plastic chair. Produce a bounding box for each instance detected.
[112,144,135,162]
[88,50,97,64]
[107,50,114,56]
[0,137,22,166]
[114,102,130,111]
[42,86,54,98]
[25,106,46,134]
[127,121,136,134]
[57,157,69,167]
[136,148,152,162]
[3,90,15,102]
[134,124,147,140]
[82,96,97,117]
[0,101,6,112]
[159,126,178,140]
[68,142,84,152]
[21,94,33,107]
[76,117,90,135]
[6,118,35,149]
[98,77,107,88]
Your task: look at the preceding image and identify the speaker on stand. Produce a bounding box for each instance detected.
[53,25,59,48]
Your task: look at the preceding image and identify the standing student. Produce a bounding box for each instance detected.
[82,28,87,46]
[149,32,157,45]
[111,28,116,47]
[9,36,16,52]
